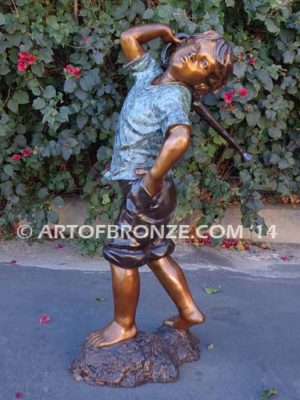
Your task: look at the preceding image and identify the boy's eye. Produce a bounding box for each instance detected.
[200,59,209,69]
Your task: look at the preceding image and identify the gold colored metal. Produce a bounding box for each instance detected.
[86,23,230,348]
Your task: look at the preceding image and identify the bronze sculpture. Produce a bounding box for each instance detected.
[84,23,236,349]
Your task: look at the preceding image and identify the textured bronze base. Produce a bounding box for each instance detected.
[70,326,200,387]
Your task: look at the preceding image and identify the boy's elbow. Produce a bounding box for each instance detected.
[167,125,191,151]
[120,31,130,45]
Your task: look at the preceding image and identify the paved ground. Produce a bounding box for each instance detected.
[1,244,300,399]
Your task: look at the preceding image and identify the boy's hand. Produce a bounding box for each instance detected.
[161,26,182,45]
[143,170,164,198]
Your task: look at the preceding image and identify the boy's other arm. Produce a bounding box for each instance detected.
[120,23,182,63]
[143,125,191,197]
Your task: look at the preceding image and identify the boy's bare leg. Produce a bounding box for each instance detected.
[148,255,205,330]
[87,263,140,348]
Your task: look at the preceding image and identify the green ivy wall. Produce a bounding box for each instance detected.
[0,0,299,254]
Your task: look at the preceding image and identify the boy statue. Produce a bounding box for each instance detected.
[87,23,234,348]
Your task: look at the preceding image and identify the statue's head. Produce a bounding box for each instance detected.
[162,31,234,97]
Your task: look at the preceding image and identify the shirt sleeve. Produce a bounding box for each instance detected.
[123,52,161,83]
[154,85,192,138]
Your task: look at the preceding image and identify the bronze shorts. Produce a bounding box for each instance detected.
[102,176,177,268]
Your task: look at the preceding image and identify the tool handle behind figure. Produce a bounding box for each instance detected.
[161,34,252,163]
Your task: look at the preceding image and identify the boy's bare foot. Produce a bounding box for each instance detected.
[163,308,205,330]
[86,321,138,348]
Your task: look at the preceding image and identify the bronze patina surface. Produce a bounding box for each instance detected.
[71,23,235,386]
[70,326,200,387]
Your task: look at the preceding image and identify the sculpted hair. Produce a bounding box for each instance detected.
[161,30,234,98]
[188,31,234,97]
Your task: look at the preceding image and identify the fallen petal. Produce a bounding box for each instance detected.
[39,313,51,324]
[9,260,17,264]
[15,393,24,399]
[280,256,289,262]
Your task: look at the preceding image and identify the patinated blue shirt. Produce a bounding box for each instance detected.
[104,52,192,181]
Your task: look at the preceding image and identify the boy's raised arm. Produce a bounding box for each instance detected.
[120,23,181,63]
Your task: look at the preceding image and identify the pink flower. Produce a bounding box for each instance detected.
[17,51,37,72]
[239,87,248,97]
[281,256,289,262]
[248,57,256,65]
[9,260,17,264]
[27,54,37,65]
[239,52,245,58]
[39,313,51,324]
[15,393,24,399]
[230,88,237,95]
[64,64,81,78]
[22,149,32,158]
[223,92,233,104]
[54,243,64,250]
[82,35,89,42]
[12,153,22,160]
[17,62,27,72]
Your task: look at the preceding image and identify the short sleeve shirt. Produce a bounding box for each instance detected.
[104,52,192,181]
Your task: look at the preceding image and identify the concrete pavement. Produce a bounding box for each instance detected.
[1,245,300,399]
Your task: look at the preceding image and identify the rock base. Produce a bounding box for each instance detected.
[70,326,200,387]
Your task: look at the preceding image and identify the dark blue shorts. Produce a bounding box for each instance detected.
[102,176,177,268]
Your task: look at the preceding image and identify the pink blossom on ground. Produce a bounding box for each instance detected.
[39,313,51,324]
[12,154,22,160]
[281,256,289,262]
[239,87,248,97]
[230,89,237,95]
[54,243,64,249]
[9,260,17,264]
[15,393,24,399]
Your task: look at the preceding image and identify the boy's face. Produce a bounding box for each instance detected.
[168,37,221,91]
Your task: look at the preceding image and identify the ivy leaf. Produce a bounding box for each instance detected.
[44,85,56,99]
[259,388,278,400]
[92,51,104,65]
[76,114,88,129]
[102,193,110,205]
[265,18,280,34]
[64,79,77,93]
[31,63,44,77]
[204,287,221,295]
[143,8,154,19]
[233,62,247,78]
[4,165,14,177]
[283,50,295,64]
[225,0,235,6]
[0,13,6,25]
[256,70,273,91]
[268,127,282,139]
[246,110,260,127]
[7,99,19,113]
[33,97,46,110]
[53,196,64,208]
[37,187,49,198]
[13,90,29,104]
[47,210,59,224]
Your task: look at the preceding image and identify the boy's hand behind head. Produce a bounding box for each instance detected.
[160,25,183,46]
